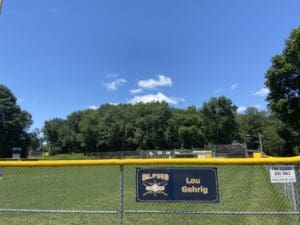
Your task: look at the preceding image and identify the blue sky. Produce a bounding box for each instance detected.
[0,0,300,129]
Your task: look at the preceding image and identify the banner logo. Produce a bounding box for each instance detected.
[142,173,169,196]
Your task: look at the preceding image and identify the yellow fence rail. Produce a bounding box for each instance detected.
[1,155,300,167]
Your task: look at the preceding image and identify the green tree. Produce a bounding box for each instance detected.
[169,106,205,149]
[43,118,65,154]
[0,84,32,157]
[165,109,183,149]
[200,96,238,144]
[261,125,285,156]
[237,107,267,149]
[237,107,296,156]
[265,27,300,132]
[133,102,172,150]
[28,128,42,151]
[178,125,204,149]
[78,109,101,152]
[96,104,133,152]
[276,122,299,156]
[60,111,85,153]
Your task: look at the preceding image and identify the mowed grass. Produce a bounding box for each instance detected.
[0,164,298,225]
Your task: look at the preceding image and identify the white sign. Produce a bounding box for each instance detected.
[269,165,296,183]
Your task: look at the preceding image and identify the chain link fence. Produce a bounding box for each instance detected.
[0,160,299,225]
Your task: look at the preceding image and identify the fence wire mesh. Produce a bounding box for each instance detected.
[0,164,299,225]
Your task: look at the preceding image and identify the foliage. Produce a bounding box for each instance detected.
[265,27,300,132]
[0,84,32,157]
[261,125,285,156]
[237,107,299,156]
[276,122,300,156]
[41,95,299,155]
[237,107,267,149]
[200,96,238,144]
[43,97,241,154]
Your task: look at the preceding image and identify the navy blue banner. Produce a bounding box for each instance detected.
[136,168,219,202]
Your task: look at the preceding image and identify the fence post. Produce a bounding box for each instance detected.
[291,183,297,211]
[295,165,300,212]
[119,165,124,225]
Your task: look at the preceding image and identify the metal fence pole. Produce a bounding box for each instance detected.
[284,183,287,197]
[119,165,124,225]
[291,183,297,211]
[296,165,300,225]
[295,165,300,211]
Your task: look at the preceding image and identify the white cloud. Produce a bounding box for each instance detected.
[237,106,247,114]
[88,105,97,110]
[128,92,184,105]
[105,78,127,91]
[130,88,143,94]
[108,102,119,105]
[213,88,224,94]
[237,105,261,114]
[17,98,25,103]
[138,75,172,89]
[254,104,261,109]
[105,73,119,78]
[174,97,185,103]
[230,83,238,90]
[253,87,269,97]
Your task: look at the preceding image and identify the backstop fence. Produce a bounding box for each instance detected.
[0,157,299,225]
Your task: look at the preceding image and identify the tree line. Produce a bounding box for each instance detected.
[42,99,298,156]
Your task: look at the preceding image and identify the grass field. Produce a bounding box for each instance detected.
[0,164,298,225]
